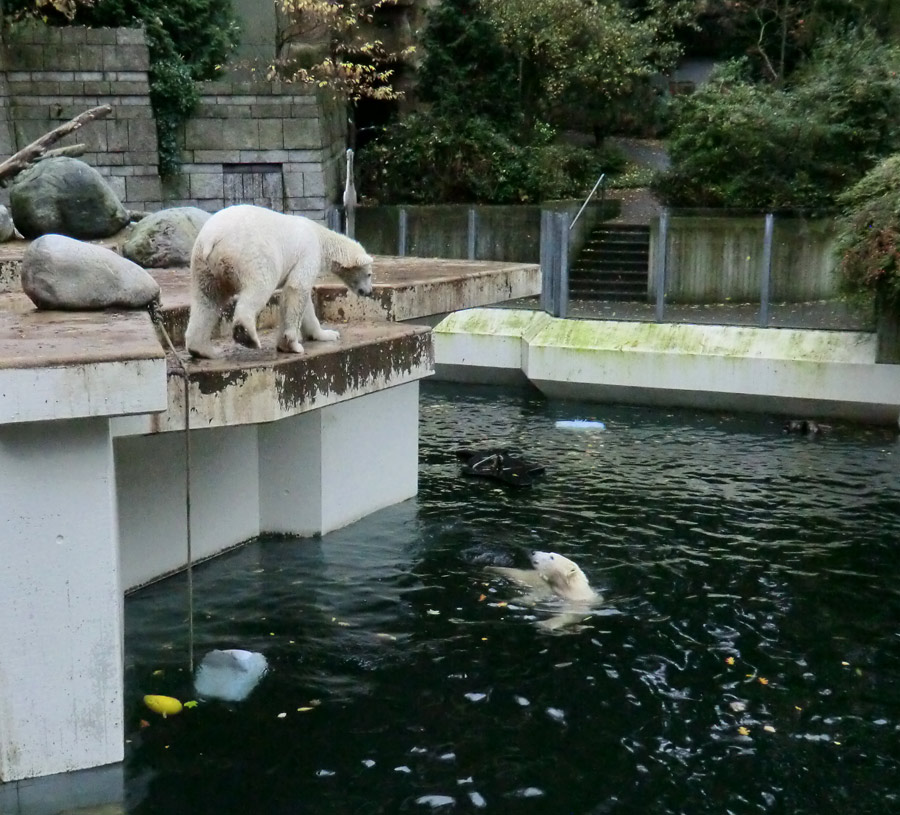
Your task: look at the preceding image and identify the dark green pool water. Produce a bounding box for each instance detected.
[125,383,900,814]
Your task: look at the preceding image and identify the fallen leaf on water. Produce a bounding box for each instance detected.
[725,657,735,665]
[478,594,487,602]
[738,727,750,736]
[139,720,150,729]
[375,632,397,641]
[183,700,198,709]
[152,669,164,676]
[297,707,314,712]
[759,677,769,685]
[764,725,776,733]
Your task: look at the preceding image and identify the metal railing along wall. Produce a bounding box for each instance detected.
[542,209,827,329]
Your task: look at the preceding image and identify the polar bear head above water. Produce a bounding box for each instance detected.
[530,551,598,603]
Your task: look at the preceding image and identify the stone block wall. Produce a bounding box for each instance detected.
[164,76,346,221]
[0,23,347,221]
[0,22,162,210]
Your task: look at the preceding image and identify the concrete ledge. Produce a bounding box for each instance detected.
[111,322,434,435]
[145,256,539,339]
[317,256,540,323]
[434,308,900,424]
[0,306,166,424]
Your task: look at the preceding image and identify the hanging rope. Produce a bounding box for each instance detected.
[148,299,195,673]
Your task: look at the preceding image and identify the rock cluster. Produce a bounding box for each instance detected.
[121,206,211,268]
[10,157,130,240]
[21,235,160,310]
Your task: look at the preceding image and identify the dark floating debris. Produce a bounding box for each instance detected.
[455,448,546,488]
[783,419,831,436]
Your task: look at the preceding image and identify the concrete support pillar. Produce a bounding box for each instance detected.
[260,382,420,536]
[116,426,261,591]
[0,418,123,782]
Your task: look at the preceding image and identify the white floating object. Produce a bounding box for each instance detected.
[555,420,606,430]
[362,759,376,768]
[514,695,530,707]
[416,795,455,808]
[469,791,487,808]
[514,787,545,798]
[546,707,566,722]
[193,648,268,702]
[464,692,487,702]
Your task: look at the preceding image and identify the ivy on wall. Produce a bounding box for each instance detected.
[4,0,241,176]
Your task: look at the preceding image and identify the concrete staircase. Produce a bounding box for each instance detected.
[570,224,650,301]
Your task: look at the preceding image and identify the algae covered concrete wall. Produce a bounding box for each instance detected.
[654,213,839,304]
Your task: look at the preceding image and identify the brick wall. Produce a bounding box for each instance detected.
[0,22,162,210]
[0,23,346,221]
[164,76,346,221]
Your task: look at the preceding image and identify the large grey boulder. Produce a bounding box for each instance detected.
[121,207,211,268]
[10,157,130,240]
[0,206,15,242]
[21,234,160,310]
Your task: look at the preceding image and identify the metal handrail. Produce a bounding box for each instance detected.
[569,172,606,231]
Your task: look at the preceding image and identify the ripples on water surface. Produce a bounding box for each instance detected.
[126,383,900,814]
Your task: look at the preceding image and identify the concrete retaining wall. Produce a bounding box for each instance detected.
[652,213,839,304]
[356,200,615,263]
[433,307,900,425]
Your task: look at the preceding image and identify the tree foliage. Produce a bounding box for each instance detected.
[681,1,900,78]
[479,0,694,130]
[359,113,624,205]
[654,27,900,211]
[835,155,900,306]
[272,0,414,103]
[415,0,521,128]
[358,0,687,204]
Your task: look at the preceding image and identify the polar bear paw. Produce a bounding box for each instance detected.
[277,333,305,354]
[312,328,341,343]
[187,343,221,360]
[233,321,261,349]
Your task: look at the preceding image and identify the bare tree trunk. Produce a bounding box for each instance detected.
[0,105,111,186]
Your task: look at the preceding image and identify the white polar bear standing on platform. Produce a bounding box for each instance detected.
[184,204,374,359]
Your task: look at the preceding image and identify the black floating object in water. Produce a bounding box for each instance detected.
[783,419,831,436]
[456,448,546,487]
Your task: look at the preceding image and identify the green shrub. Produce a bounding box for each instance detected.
[654,29,900,211]
[358,113,620,205]
[835,154,900,306]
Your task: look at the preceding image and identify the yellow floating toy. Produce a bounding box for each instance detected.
[143,694,183,718]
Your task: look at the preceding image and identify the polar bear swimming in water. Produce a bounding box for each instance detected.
[184,204,374,359]
[487,551,601,630]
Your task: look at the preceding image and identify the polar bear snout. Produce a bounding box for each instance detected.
[334,260,374,298]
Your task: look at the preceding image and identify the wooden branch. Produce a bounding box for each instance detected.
[0,105,112,186]
[33,144,87,162]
